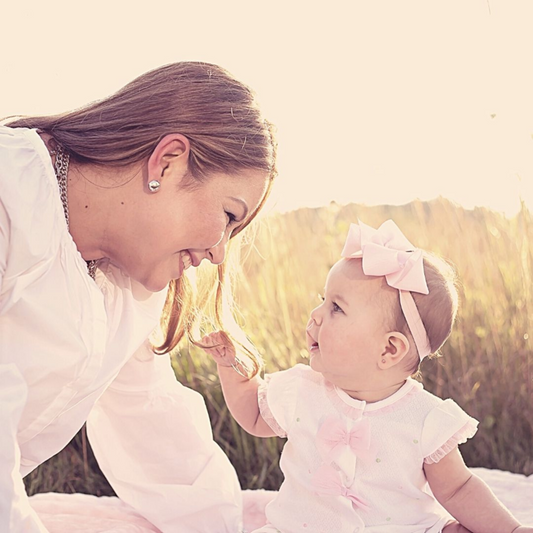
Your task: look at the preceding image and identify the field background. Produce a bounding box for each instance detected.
[24,199,533,497]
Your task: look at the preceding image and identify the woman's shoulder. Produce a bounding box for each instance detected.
[0,126,58,208]
[0,125,48,162]
[0,127,65,266]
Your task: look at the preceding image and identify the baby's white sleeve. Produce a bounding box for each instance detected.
[258,365,303,438]
[421,398,479,464]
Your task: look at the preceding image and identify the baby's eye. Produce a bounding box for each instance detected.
[318,293,325,302]
[332,301,343,313]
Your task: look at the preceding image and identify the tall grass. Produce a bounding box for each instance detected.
[25,198,533,496]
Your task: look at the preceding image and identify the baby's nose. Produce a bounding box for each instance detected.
[309,308,322,327]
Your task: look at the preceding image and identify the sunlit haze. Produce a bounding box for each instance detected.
[3,0,532,216]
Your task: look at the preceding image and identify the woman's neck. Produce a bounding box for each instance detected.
[66,162,143,262]
[39,133,144,263]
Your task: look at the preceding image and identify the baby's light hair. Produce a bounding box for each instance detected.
[391,253,459,375]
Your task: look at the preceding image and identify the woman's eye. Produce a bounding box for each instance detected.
[318,293,325,302]
[225,211,237,224]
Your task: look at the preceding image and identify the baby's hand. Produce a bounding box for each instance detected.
[201,331,237,367]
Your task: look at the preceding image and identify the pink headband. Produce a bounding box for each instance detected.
[341,220,432,360]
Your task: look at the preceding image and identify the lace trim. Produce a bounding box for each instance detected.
[258,375,287,438]
[423,419,479,464]
[363,385,420,417]
[323,380,421,420]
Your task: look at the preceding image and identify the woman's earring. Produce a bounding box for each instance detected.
[148,179,161,193]
[381,358,386,364]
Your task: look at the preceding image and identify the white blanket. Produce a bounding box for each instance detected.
[28,468,533,532]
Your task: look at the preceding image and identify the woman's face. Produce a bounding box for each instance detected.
[108,169,270,292]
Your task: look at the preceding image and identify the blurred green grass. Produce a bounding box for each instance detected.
[25,198,533,496]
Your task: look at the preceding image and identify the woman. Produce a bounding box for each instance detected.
[0,61,277,532]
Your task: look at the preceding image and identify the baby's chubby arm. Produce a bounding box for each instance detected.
[201,331,278,438]
[425,447,531,533]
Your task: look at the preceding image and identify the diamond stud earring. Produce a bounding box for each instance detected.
[148,179,161,193]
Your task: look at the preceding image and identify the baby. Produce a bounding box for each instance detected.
[202,220,531,533]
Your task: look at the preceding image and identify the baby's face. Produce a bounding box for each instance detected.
[306,258,396,391]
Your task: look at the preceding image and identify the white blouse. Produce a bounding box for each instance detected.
[0,126,242,533]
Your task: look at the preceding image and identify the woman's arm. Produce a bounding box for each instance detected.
[0,365,49,532]
[425,447,529,533]
[201,332,277,438]
[0,196,7,291]
[87,340,244,533]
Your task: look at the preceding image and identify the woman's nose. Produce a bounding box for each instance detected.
[207,234,230,265]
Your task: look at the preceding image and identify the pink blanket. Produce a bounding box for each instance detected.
[29,468,533,532]
[29,489,276,532]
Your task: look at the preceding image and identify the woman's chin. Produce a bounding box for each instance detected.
[129,264,183,293]
[138,274,173,293]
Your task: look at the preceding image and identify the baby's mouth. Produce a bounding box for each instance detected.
[306,324,319,351]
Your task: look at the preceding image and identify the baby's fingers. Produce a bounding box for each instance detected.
[200,332,236,367]
[201,332,220,348]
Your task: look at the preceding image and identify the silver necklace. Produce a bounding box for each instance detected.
[53,146,98,280]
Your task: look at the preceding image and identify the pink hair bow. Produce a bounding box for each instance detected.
[311,464,370,512]
[341,220,432,360]
[317,416,375,462]
[341,219,428,294]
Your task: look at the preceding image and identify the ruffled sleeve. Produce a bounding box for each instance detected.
[87,340,243,533]
[257,364,303,438]
[421,398,479,464]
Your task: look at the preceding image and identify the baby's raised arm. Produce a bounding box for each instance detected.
[201,332,277,438]
[425,447,531,533]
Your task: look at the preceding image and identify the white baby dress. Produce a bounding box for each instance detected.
[256,364,478,533]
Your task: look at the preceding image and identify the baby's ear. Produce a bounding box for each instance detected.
[378,332,410,369]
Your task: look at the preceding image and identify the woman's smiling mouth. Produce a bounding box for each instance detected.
[180,250,192,270]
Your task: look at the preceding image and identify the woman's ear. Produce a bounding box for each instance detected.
[378,332,410,370]
[147,134,190,183]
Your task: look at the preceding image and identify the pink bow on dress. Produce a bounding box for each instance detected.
[341,220,432,360]
[311,464,370,512]
[317,416,375,462]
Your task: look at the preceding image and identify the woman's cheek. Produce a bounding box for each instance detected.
[206,222,227,249]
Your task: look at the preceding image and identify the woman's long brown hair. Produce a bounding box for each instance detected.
[6,62,277,373]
